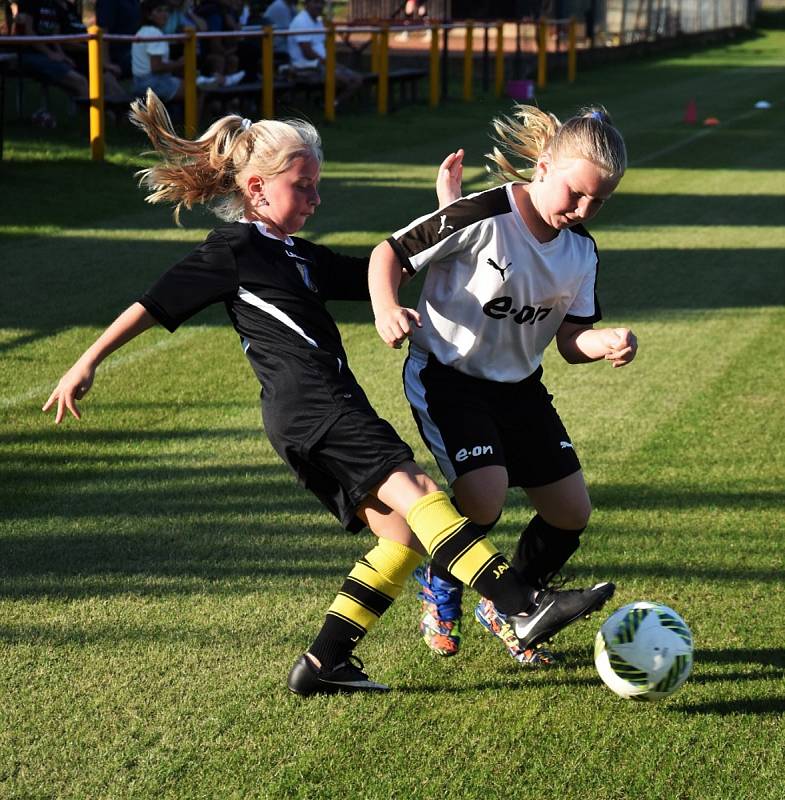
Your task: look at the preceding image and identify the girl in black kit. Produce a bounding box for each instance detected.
[44,92,613,695]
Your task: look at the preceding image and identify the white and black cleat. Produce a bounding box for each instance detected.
[509,581,615,651]
[287,653,390,697]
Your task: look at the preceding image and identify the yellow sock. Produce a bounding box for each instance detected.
[407,492,525,613]
[327,538,422,635]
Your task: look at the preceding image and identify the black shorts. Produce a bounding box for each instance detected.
[264,405,414,534]
[404,349,580,489]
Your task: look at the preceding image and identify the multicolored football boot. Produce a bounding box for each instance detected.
[414,563,463,656]
[474,597,557,667]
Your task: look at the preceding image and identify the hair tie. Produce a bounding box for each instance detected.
[241,118,253,131]
[589,111,604,122]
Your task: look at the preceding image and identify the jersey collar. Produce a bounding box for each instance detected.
[240,217,294,247]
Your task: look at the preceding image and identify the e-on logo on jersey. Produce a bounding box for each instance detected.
[455,444,494,462]
[482,296,552,325]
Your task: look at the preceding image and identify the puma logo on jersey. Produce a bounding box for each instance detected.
[487,257,511,281]
[482,296,553,325]
[437,214,455,235]
[455,444,494,462]
[560,441,574,450]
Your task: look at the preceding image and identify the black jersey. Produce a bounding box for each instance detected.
[140,221,373,447]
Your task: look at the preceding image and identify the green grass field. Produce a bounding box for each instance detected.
[2,16,785,800]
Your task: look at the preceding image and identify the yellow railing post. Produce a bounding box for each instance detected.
[262,25,274,118]
[377,23,389,115]
[370,30,379,74]
[325,22,336,121]
[429,22,440,108]
[463,20,473,101]
[494,20,504,97]
[567,17,577,83]
[537,17,547,89]
[183,27,198,137]
[87,25,104,161]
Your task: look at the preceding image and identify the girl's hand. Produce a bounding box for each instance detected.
[601,327,638,367]
[375,306,422,349]
[42,363,96,424]
[436,148,464,208]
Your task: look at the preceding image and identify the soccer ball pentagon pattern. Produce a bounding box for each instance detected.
[594,602,693,701]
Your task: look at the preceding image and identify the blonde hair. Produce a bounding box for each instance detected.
[129,90,323,224]
[486,104,627,184]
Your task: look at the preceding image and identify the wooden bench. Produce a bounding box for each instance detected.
[364,67,427,105]
[289,66,427,110]
[197,78,295,117]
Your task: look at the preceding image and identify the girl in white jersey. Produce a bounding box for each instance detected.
[369,105,637,665]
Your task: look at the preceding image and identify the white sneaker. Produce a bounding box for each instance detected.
[223,70,246,88]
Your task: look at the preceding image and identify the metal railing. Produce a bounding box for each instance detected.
[1,19,582,160]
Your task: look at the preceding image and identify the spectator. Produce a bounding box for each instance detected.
[96,0,140,78]
[263,0,296,65]
[288,0,361,106]
[14,0,88,99]
[396,0,427,40]
[132,0,244,101]
[132,0,186,101]
[163,0,207,37]
[195,0,242,78]
[54,0,130,101]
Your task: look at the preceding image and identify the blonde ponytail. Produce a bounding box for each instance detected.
[486,104,627,184]
[129,90,322,224]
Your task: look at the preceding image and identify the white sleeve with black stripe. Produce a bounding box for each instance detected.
[388,186,513,276]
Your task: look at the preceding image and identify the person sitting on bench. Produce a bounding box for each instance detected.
[287,0,361,107]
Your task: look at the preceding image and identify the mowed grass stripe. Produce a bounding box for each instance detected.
[2,21,785,800]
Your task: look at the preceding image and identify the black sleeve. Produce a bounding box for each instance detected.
[139,230,239,332]
[298,239,371,302]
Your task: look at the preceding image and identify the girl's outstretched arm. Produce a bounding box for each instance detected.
[42,303,158,424]
[556,321,638,368]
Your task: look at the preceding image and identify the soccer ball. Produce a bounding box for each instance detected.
[594,601,693,701]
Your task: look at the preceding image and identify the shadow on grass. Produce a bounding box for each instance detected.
[3,425,784,598]
[697,646,785,668]
[674,697,785,716]
[589,482,785,512]
[3,159,784,345]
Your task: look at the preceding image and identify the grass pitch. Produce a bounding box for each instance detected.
[1,18,785,800]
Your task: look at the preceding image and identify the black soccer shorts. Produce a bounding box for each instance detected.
[266,405,415,534]
[404,350,581,489]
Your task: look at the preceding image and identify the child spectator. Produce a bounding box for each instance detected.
[132,0,186,101]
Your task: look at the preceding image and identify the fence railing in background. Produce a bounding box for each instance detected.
[0,1,753,161]
[602,0,751,45]
[2,20,540,159]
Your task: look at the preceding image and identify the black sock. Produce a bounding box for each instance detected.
[308,618,354,670]
[512,514,584,590]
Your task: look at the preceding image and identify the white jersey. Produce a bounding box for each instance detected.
[131,25,169,77]
[388,183,601,383]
